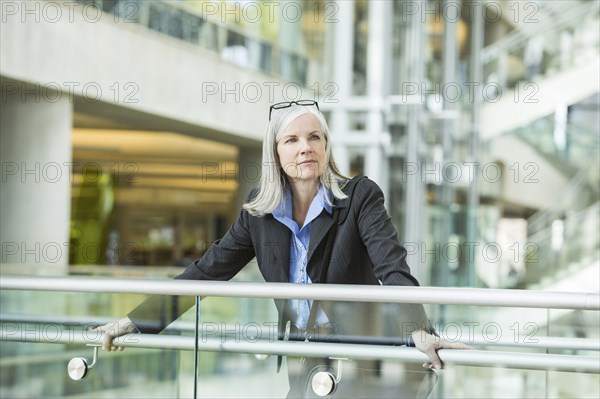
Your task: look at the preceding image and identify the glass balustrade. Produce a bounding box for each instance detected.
[0,264,192,398]
[64,0,314,86]
[0,291,195,398]
[426,303,600,398]
[507,114,599,176]
[425,201,599,289]
[525,202,600,288]
[1,265,599,398]
[481,2,600,91]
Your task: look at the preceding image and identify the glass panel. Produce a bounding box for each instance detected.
[193,263,285,397]
[430,360,600,398]
[191,300,600,398]
[0,288,196,398]
[0,265,193,398]
[194,297,287,398]
[427,304,600,398]
[194,296,439,399]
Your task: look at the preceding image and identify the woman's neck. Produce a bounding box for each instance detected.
[290,179,319,227]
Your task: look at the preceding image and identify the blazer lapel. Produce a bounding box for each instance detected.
[305,176,365,278]
[306,211,335,266]
[262,215,292,283]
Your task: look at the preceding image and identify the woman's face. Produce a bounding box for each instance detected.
[276,113,327,183]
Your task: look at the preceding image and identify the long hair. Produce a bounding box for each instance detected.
[243,104,349,217]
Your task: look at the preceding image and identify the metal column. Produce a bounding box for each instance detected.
[467,0,484,287]
[329,0,355,175]
[403,0,428,282]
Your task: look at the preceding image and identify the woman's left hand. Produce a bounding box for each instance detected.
[411,329,472,370]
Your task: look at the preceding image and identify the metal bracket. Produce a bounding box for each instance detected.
[311,357,350,397]
[67,344,100,380]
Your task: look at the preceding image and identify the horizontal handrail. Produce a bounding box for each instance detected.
[1,328,598,374]
[2,314,599,351]
[1,275,599,310]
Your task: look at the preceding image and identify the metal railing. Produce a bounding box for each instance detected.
[1,275,599,375]
[3,314,599,352]
[1,329,598,374]
[1,275,599,310]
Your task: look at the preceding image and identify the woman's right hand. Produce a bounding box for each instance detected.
[92,317,137,351]
[411,329,472,369]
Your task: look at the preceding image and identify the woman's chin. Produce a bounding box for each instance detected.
[289,171,321,183]
[300,165,323,177]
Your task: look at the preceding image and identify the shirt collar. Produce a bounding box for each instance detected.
[273,184,333,220]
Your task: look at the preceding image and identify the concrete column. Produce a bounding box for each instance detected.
[0,84,72,266]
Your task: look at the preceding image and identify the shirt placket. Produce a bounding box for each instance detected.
[295,237,310,326]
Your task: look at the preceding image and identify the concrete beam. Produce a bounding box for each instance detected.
[0,3,313,147]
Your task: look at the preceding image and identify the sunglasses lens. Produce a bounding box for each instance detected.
[272,102,291,110]
[296,100,316,106]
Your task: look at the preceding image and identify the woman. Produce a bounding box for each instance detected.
[96,100,468,394]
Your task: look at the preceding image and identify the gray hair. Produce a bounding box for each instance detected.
[243,104,349,217]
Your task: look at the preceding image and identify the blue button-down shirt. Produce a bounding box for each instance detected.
[272,185,332,328]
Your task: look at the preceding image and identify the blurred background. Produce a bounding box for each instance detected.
[1,0,599,398]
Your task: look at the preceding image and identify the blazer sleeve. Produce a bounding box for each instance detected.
[355,178,419,286]
[128,207,256,334]
[355,178,432,335]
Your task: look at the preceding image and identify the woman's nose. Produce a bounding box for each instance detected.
[299,139,312,153]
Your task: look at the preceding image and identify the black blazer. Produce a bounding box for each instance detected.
[129,176,429,339]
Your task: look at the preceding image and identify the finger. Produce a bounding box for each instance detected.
[452,342,473,350]
[102,333,114,351]
[441,341,473,350]
[91,325,104,333]
[92,323,115,334]
[425,348,443,370]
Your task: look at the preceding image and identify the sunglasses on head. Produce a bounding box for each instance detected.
[269,100,319,121]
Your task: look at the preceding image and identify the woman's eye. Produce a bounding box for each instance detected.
[310,135,320,140]
[286,138,296,143]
